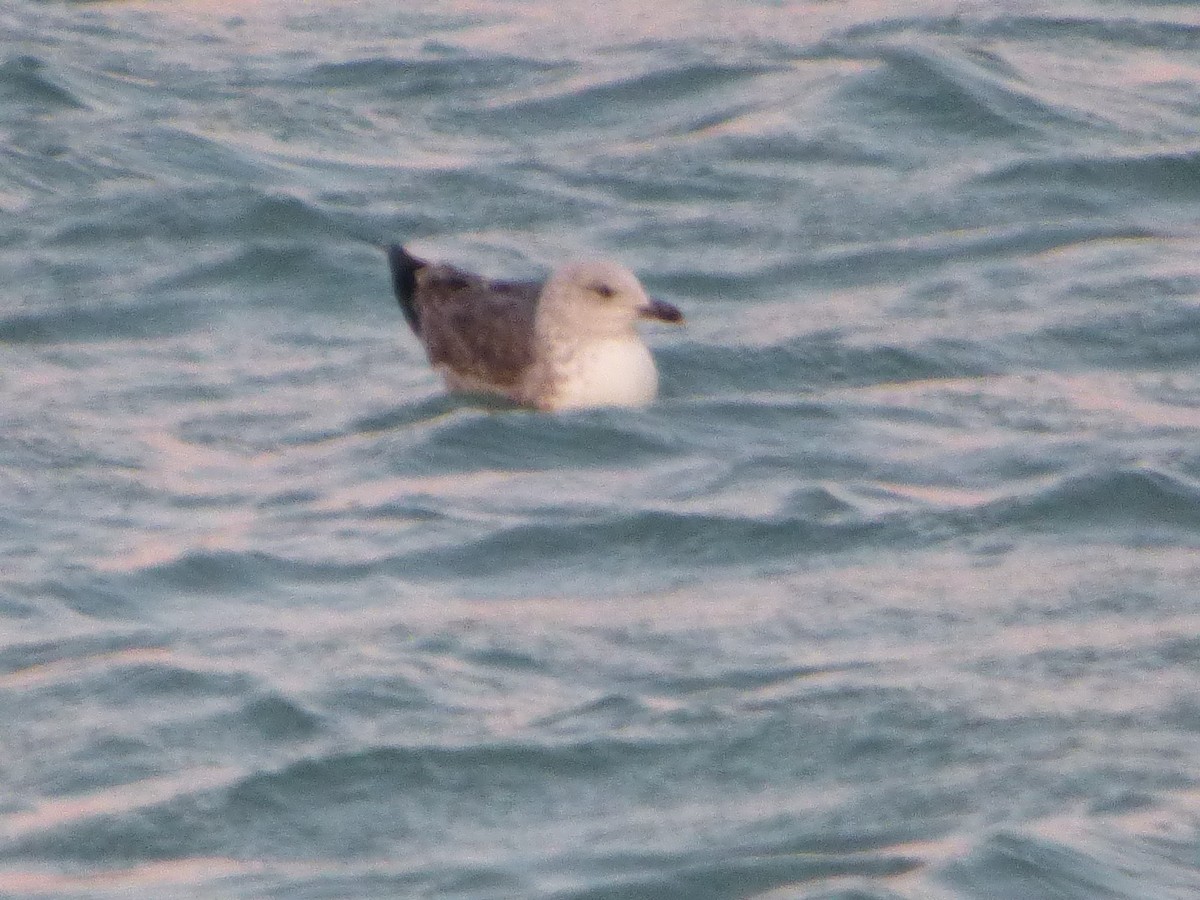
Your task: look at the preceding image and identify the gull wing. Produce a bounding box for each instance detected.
[411,263,542,390]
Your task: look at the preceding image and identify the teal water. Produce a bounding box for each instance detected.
[4,1,1200,897]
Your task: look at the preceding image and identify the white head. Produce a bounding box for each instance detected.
[535,260,683,340]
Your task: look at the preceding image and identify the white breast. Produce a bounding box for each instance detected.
[545,337,659,411]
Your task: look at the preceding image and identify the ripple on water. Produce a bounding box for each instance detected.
[0,55,88,112]
[4,1,1200,897]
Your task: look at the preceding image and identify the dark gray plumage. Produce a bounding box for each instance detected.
[387,245,541,390]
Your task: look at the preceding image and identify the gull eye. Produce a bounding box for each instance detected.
[589,282,616,299]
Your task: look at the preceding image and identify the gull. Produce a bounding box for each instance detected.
[386,245,684,411]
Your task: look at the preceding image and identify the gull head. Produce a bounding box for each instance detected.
[536,260,684,340]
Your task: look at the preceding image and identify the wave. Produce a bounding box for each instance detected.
[122,548,377,594]
[469,60,779,134]
[971,13,1200,50]
[0,54,87,112]
[833,38,1080,139]
[1042,301,1200,368]
[45,182,341,247]
[980,147,1200,201]
[307,53,560,96]
[85,462,1200,606]
[651,220,1162,301]
[838,11,1200,57]
[4,733,684,863]
[942,825,1200,899]
[0,295,203,344]
[981,465,1200,534]
[663,335,991,396]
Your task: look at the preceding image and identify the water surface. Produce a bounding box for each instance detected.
[3,1,1199,897]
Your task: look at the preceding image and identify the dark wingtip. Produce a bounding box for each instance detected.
[387,244,425,334]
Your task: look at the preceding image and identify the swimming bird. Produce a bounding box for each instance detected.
[386,245,684,411]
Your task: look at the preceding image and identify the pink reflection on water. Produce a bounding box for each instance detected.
[0,857,254,896]
[2,767,241,845]
[0,647,172,691]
